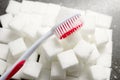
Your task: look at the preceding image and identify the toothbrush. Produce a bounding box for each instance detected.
[0,14,83,80]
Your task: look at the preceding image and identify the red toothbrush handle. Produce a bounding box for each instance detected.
[5,60,26,80]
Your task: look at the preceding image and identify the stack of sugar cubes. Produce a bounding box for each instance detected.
[0,0,113,80]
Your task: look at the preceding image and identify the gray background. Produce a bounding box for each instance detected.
[0,0,120,79]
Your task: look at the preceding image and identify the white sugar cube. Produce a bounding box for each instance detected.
[80,13,96,34]
[90,65,111,80]
[42,4,61,27]
[37,27,51,38]
[47,3,61,16]
[23,61,42,79]
[0,28,19,43]
[51,62,66,80]
[86,10,112,28]
[78,65,93,80]
[21,1,36,14]
[39,53,51,70]
[0,59,7,75]
[7,52,16,64]
[6,0,21,15]
[21,1,48,14]
[98,41,113,54]
[95,28,108,46]
[9,38,27,58]
[96,53,112,68]
[9,13,42,38]
[104,41,113,54]
[0,43,9,60]
[57,49,79,69]
[0,14,13,28]
[67,62,84,77]
[81,34,95,43]
[73,40,93,62]
[36,69,50,80]
[34,2,48,15]
[21,14,42,40]
[87,44,100,65]
[9,13,28,36]
[24,37,34,47]
[42,37,63,60]
[56,6,85,24]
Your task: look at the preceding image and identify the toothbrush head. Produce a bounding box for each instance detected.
[54,14,83,39]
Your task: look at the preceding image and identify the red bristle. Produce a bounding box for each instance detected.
[72,17,76,21]
[70,18,74,23]
[66,21,70,28]
[58,26,63,35]
[64,22,69,31]
[62,24,67,32]
[56,28,61,37]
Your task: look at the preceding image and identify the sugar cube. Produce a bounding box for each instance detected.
[51,62,66,80]
[86,10,112,28]
[67,62,84,77]
[56,6,84,24]
[90,65,111,80]
[9,38,27,58]
[0,59,7,75]
[35,2,49,15]
[98,41,113,54]
[95,28,108,46]
[9,13,28,36]
[7,52,16,64]
[81,34,95,43]
[73,40,93,62]
[6,0,21,15]
[87,44,100,65]
[80,13,96,34]
[78,66,92,80]
[57,49,79,69]
[21,14,42,40]
[21,1,36,14]
[0,28,19,43]
[0,43,9,60]
[39,52,51,70]
[24,37,34,47]
[36,69,50,80]
[42,3,61,27]
[0,14,13,28]
[96,53,112,68]
[21,1,48,14]
[37,27,51,38]
[42,37,63,60]
[22,61,42,79]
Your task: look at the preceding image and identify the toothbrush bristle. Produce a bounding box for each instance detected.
[54,14,83,39]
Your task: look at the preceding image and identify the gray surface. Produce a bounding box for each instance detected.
[0,0,120,80]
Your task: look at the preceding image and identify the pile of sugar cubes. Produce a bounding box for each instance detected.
[0,0,113,80]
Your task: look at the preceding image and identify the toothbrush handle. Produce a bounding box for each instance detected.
[0,30,53,80]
